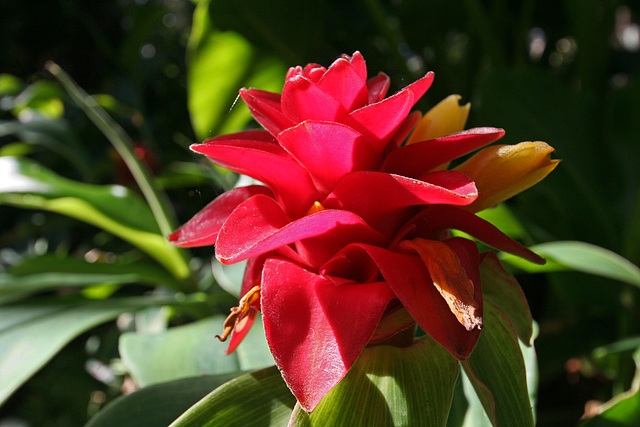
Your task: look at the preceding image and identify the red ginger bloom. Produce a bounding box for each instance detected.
[170,52,558,412]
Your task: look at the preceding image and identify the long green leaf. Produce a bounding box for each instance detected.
[169,366,296,427]
[0,157,190,280]
[462,301,534,427]
[0,304,126,406]
[292,334,459,426]
[119,315,274,387]
[501,241,640,288]
[86,374,242,427]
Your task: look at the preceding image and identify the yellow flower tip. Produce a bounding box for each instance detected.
[306,201,326,216]
[406,94,471,145]
[455,141,560,213]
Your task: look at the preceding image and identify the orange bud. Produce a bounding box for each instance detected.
[455,141,560,212]
[407,95,470,145]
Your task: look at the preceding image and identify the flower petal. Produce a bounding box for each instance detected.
[322,171,477,234]
[349,72,434,152]
[366,72,391,104]
[168,185,272,247]
[281,75,350,123]
[317,57,368,111]
[381,127,505,178]
[192,133,318,218]
[407,94,471,144]
[407,205,546,264]
[399,238,482,331]
[240,88,294,136]
[261,258,395,412]
[216,195,386,267]
[332,243,481,359]
[278,121,378,193]
[454,141,560,212]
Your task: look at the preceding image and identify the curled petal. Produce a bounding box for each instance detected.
[407,94,471,144]
[349,72,434,152]
[281,75,349,123]
[317,57,368,111]
[454,141,561,212]
[216,195,386,267]
[261,258,395,412]
[366,72,391,104]
[168,185,272,247]
[407,205,546,264]
[322,171,477,234]
[330,243,481,359]
[240,88,294,136]
[192,134,318,218]
[398,238,482,331]
[381,127,505,178]
[278,121,378,193]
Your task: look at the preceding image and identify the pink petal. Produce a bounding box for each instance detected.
[281,75,350,123]
[240,89,295,137]
[168,185,272,247]
[261,258,395,412]
[317,57,369,111]
[381,127,506,177]
[216,195,386,267]
[322,171,477,234]
[330,243,481,359]
[346,51,367,81]
[349,72,433,152]
[278,121,379,194]
[225,308,258,355]
[192,134,318,218]
[366,72,391,104]
[407,205,546,264]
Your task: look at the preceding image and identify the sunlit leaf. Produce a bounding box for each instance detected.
[169,366,295,427]
[119,315,273,387]
[501,241,640,288]
[0,254,182,302]
[187,0,286,140]
[0,156,190,280]
[462,301,534,427]
[0,303,126,406]
[292,334,459,426]
[86,374,242,427]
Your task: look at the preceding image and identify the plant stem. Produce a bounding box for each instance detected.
[46,61,178,238]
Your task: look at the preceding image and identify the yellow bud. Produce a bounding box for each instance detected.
[455,141,560,212]
[406,95,470,145]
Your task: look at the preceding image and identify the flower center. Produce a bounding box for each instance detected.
[306,201,326,215]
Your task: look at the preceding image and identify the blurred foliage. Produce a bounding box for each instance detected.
[1,0,640,425]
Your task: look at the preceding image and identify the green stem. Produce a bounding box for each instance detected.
[45,61,178,238]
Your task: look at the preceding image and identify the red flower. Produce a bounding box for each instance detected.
[170,52,557,412]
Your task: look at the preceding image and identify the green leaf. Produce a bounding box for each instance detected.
[0,254,182,302]
[476,203,528,241]
[480,252,533,344]
[581,349,640,426]
[86,374,242,427]
[0,303,126,406]
[169,366,296,427]
[0,156,190,280]
[462,301,534,427]
[501,241,640,289]
[292,334,459,426]
[119,315,274,387]
[186,0,286,140]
